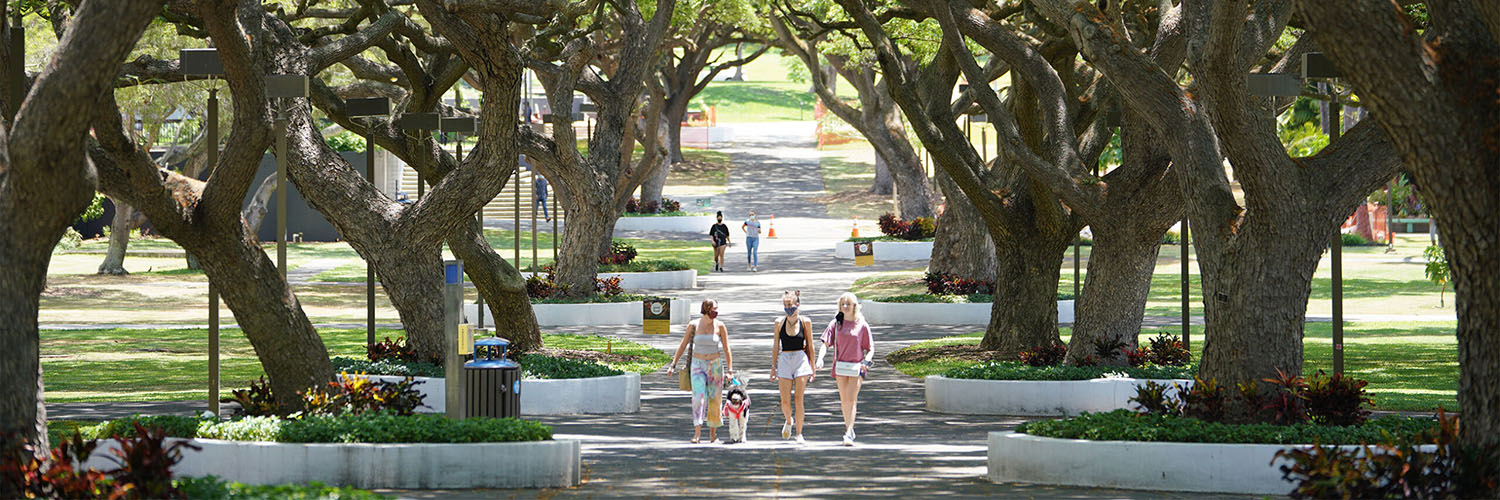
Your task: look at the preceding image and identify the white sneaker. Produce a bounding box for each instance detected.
[795,434,805,445]
[782,422,792,439]
[842,429,855,446]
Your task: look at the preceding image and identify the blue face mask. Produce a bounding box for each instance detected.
[784,306,797,315]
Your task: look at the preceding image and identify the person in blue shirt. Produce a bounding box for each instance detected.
[741,210,761,272]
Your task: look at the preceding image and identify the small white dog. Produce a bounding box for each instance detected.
[721,380,750,444]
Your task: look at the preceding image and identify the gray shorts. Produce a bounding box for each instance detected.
[776,351,814,379]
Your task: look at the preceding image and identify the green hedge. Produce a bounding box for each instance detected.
[530,293,651,304]
[598,258,692,273]
[330,357,444,378]
[329,355,625,381]
[176,476,387,499]
[1017,410,1437,445]
[85,413,552,444]
[845,235,933,243]
[875,292,1075,303]
[942,361,1196,381]
[519,354,624,380]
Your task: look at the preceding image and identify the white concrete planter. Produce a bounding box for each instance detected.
[925,375,1190,416]
[834,240,933,260]
[466,298,689,327]
[85,438,579,489]
[988,432,1436,494]
[863,300,1074,325]
[371,373,641,416]
[522,269,696,290]
[612,214,717,233]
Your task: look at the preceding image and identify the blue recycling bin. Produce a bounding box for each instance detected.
[464,337,521,418]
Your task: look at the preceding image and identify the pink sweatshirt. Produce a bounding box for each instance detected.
[821,318,873,365]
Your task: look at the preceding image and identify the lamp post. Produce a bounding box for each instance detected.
[1303,52,1345,375]
[181,48,225,416]
[9,13,22,120]
[346,97,391,347]
[394,111,439,201]
[441,116,478,325]
[265,75,309,282]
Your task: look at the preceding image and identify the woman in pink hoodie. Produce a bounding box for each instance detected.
[817,292,874,446]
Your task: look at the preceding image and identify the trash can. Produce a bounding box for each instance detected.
[464,337,521,418]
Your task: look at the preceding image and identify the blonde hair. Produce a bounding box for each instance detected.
[837,292,865,323]
[782,290,801,305]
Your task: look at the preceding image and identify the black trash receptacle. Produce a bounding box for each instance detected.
[464,337,521,418]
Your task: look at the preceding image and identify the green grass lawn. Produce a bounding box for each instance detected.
[814,154,896,220]
[888,321,1458,412]
[667,148,733,189]
[40,328,667,403]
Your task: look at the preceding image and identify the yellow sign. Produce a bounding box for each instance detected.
[854,241,875,267]
[643,298,671,335]
[458,324,474,355]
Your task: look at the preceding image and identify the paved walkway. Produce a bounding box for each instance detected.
[43,122,1275,498]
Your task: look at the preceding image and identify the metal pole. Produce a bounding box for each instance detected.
[1386,176,1395,251]
[443,261,464,419]
[206,87,220,416]
[276,105,288,282]
[1323,82,1344,375]
[366,122,376,347]
[1181,217,1190,350]
[9,14,23,120]
[537,167,543,270]
[1073,237,1080,299]
[552,187,559,261]
[417,172,424,199]
[514,162,521,267]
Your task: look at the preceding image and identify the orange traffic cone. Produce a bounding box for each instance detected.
[768,215,777,238]
[851,216,860,238]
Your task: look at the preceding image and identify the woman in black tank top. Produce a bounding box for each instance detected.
[771,291,815,443]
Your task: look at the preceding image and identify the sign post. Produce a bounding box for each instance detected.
[854,241,874,267]
[643,298,671,335]
[443,260,464,419]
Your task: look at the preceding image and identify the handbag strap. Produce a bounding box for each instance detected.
[681,322,695,370]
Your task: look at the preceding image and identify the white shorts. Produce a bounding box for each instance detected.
[777,351,814,379]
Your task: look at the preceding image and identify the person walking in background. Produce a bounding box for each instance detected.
[817,292,875,446]
[742,210,761,272]
[710,212,730,272]
[770,290,815,444]
[530,156,551,222]
[666,299,735,443]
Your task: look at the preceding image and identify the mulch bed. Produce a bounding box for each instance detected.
[885,344,1009,365]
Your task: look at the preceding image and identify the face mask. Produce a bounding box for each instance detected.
[784,306,798,315]
[709,310,718,319]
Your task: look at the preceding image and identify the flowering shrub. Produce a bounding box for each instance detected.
[1,424,198,499]
[624,197,681,214]
[1017,343,1068,367]
[368,336,418,363]
[877,213,937,240]
[300,372,427,417]
[599,240,638,266]
[1145,333,1191,366]
[229,376,281,417]
[594,276,623,296]
[923,272,995,296]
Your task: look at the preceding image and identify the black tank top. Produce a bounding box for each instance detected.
[779,317,805,351]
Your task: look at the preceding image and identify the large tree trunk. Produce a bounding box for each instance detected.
[554,192,612,296]
[242,175,277,236]
[0,0,161,452]
[866,100,936,219]
[194,227,333,410]
[640,110,678,203]
[869,152,894,195]
[929,172,995,279]
[369,244,445,362]
[1196,211,1333,385]
[97,197,134,275]
[979,233,1070,354]
[664,96,690,165]
[447,218,541,352]
[0,242,58,454]
[1065,232,1164,365]
[1296,0,1500,449]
